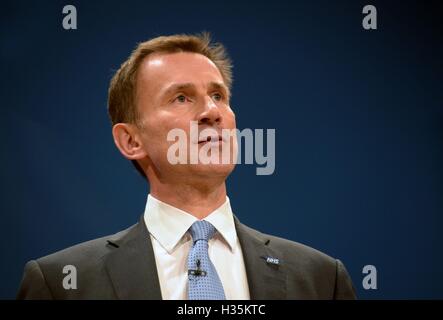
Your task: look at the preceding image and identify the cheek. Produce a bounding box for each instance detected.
[169,116,189,130]
[144,114,192,154]
[225,108,237,128]
[144,111,181,137]
[161,108,192,129]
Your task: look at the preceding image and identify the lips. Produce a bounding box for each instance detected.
[198,135,223,144]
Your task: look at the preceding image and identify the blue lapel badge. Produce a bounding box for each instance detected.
[264,256,280,265]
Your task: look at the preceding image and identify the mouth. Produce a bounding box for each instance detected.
[198,135,224,144]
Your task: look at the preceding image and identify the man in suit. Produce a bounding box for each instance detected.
[18,33,356,300]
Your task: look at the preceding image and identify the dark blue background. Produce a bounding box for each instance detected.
[1,0,442,299]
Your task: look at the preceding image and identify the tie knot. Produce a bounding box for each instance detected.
[189,220,216,243]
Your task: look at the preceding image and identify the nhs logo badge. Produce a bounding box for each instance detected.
[266,257,280,265]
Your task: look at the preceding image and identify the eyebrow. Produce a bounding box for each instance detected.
[161,81,230,100]
[210,82,230,98]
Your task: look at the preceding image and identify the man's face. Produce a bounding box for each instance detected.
[135,52,237,182]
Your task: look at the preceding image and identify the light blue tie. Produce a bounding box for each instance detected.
[187,220,226,300]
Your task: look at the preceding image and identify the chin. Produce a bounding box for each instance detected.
[191,163,236,178]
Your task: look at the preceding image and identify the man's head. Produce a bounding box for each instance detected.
[108,33,237,188]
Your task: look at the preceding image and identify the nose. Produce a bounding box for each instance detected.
[197,96,222,126]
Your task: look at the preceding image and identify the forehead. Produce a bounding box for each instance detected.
[137,52,224,91]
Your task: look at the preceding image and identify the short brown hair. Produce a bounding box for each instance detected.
[107,32,233,179]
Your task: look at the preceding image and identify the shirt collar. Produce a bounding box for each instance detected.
[144,194,237,254]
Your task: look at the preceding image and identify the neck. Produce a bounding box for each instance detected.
[149,179,228,220]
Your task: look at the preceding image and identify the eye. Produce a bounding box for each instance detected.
[212,93,223,101]
[174,94,187,103]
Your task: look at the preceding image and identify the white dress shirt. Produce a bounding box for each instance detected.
[143,194,250,300]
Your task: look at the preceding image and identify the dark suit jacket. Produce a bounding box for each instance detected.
[17,216,356,299]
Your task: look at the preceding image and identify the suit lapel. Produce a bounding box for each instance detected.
[103,215,286,300]
[234,217,287,299]
[104,217,162,300]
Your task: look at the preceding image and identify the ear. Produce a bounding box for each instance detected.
[112,123,147,160]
